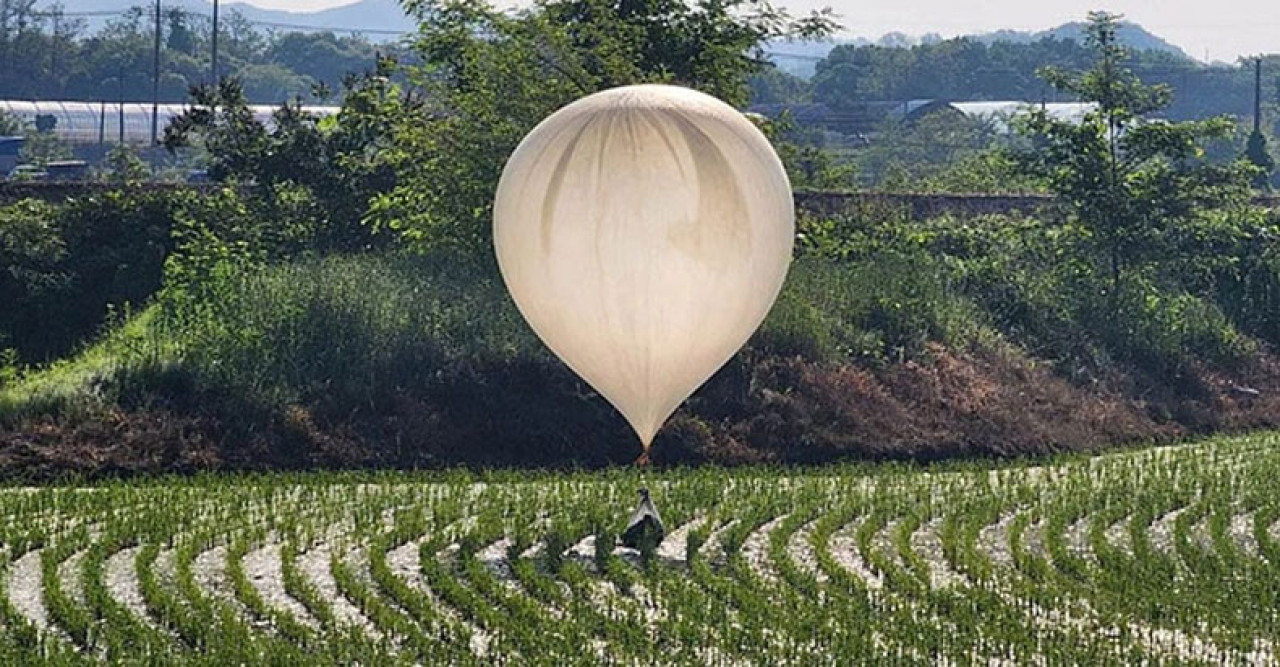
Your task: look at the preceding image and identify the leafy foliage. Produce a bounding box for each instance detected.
[0,108,22,135]
[762,113,858,190]
[1245,129,1275,190]
[164,76,399,254]
[856,113,1008,190]
[99,144,149,183]
[796,205,1267,378]
[2,6,1278,475]
[748,65,811,104]
[1014,12,1254,306]
[0,192,176,363]
[368,0,836,256]
[809,32,1273,123]
[18,127,73,167]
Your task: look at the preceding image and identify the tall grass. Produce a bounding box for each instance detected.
[761,253,994,363]
[2,248,1002,421]
[158,252,542,408]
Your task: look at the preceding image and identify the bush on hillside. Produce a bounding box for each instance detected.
[164,77,396,255]
[805,208,1269,382]
[0,192,176,364]
[4,216,1279,476]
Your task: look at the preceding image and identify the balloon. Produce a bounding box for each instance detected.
[493,84,793,452]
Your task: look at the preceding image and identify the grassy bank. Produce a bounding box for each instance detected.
[2,210,1277,478]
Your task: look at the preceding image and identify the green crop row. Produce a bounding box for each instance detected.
[2,431,1279,664]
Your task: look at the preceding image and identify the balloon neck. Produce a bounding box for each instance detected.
[633,450,652,467]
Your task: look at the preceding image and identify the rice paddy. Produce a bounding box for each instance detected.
[3,431,1280,665]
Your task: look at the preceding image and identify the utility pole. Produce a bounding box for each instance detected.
[152,0,161,145]
[118,67,125,144]
[211,0,219,83]
[50,11,58,85]
[1255,57,1263,134]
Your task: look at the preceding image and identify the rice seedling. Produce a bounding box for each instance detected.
[3,431,1280,663]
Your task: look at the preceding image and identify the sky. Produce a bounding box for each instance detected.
[236,0,1280,63]
[228,0,355,11]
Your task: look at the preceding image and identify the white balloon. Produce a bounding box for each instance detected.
[493,84,793,452]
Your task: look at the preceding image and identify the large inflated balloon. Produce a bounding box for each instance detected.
[493,84,793,452]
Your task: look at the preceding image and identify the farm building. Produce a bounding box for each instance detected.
[948,101,1098,132]
[749,99,947,136]
[0,100,340,146]
[748,99,1096,138]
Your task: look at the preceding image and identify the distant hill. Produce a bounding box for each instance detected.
[972,21,1191,60]
[769,20,1193,79]
[36,4,1192,67]
[36,0,416,39]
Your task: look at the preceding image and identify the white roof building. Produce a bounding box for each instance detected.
[949,101,1097,132]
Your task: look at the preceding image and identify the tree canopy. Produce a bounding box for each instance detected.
[807,34,1278,124]
[1013,12,1255,303]
[364,0,836,255]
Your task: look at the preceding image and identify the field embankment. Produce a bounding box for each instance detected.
[2,234,1278,478]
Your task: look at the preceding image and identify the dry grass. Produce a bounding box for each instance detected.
[4,342,1279,480]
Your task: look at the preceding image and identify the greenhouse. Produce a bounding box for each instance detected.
[0,100,339,145]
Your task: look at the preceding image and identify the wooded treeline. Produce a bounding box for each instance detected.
[0,0,381,103]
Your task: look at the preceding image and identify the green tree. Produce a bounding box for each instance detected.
[236,63,315,103]
[811,45,883,106]
[748,64,811,104]
[166,8,195,55]
[760,113,856,189]
[0,0,40,95]
[267,32,378,95]
[21,126,73,166]
[164,74,398,253]
[1244,129,1275,190]
[100,143,149,183]
[0,108,24,135]
[1015,12,1253,305]
[367,0,837,256]
[857,111,1001,188]
[807,32,1267,122]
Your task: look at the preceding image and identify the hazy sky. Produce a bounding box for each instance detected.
[230,0,356,11]
[239,0,1280,63]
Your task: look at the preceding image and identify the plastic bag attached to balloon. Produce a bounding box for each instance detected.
[622,487,665,550]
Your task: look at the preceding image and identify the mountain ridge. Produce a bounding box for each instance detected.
[768,20,1193,78]
[36,0,416,37]
[971,21,1189,59]
[35,3,1195,68]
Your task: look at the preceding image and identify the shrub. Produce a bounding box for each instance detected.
[798,207,1267,383]
[0,192,174,363]
[165,78,395,255]
[742,253,990,364]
